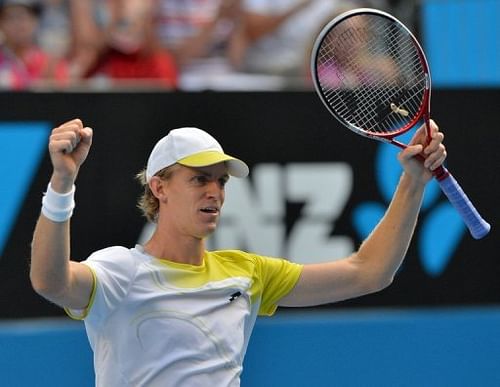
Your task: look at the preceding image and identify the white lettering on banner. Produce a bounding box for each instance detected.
[210,164,285,256]
[285,163,353,263]
[137,163,354,264]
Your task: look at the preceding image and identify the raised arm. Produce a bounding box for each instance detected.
[30,119,94,309]
[279,120,446,307]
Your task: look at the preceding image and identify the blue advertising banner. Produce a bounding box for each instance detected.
[0,90,497,318]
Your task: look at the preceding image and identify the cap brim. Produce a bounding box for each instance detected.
[178,150,249,178]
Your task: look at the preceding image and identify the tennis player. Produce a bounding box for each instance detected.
[30,117,446,386]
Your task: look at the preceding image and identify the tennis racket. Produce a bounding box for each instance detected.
[311,8,490,239]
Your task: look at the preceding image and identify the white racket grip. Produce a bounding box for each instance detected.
[437,171,491,239]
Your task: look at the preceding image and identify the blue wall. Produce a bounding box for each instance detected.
[244,307,500,387]
[0,319,93,387]
[2,307,500,386]
[422,0,500,87]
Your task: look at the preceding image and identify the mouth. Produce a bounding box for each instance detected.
[199,206,219,215]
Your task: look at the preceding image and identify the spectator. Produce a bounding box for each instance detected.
[37,0,70,60]
[0,0,69,90]
[154,0,245,77]
[237,0,360,79]
[71,0,178,89]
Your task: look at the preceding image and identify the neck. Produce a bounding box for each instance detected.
[144,228,206,266]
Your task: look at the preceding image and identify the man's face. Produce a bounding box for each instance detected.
[0,5,38,49]
[160,163,229,239]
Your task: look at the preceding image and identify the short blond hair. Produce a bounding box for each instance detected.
[136,164,179,222]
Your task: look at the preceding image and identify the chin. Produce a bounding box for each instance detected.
[205,225,217,235]
[196,225,217,239]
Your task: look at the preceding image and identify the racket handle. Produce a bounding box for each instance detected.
[436,168,491,239]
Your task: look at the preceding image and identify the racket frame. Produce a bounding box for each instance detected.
[311,8,431,141]
[310,7,490,239]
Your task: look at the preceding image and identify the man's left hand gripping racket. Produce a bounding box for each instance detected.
[311,8,490,239]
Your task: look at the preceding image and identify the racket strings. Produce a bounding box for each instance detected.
[316,14,427,135]
[324,25,420,128]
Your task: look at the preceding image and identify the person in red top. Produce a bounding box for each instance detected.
[73,0,178,88]
[0,0,69,90]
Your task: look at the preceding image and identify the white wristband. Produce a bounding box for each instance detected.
[41,183,76,222]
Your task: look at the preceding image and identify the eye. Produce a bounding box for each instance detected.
[192,175,209,185]
[219,174,230,187]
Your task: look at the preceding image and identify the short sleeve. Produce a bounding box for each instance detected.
[65,246,138,328]
[255,255,303,316]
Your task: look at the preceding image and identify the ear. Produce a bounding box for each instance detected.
[149,176,168,202]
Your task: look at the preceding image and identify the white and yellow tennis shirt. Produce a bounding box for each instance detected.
[67,245,303,387]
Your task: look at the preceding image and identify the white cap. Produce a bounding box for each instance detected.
[146,127,249,181]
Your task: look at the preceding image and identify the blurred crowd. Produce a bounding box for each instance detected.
[0,0,406,91]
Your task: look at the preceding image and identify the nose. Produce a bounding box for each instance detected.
[205,180,224,201]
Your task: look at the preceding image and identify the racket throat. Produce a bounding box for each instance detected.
[432,165,450,181]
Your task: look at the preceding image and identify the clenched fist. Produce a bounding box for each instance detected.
[48,118,93,192]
